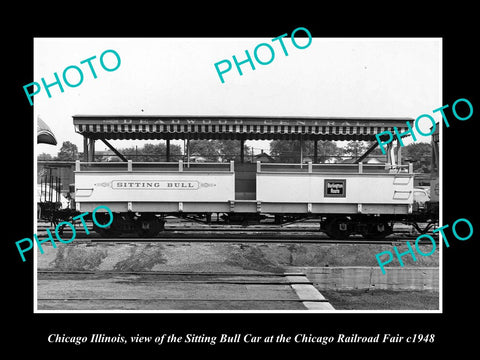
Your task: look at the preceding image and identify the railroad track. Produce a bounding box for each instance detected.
[36,271,334,310]
[36,222,434,245]
[85,237,431,245]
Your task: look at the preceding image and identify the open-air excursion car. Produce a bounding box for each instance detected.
[45,115,438,239]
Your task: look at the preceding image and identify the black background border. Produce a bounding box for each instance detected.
[6,7,478,355]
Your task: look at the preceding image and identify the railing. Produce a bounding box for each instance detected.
[257,161,413,174]
[75,160,235,172]
[75,160,413,174]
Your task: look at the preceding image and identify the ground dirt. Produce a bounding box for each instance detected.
[321,289,439,310]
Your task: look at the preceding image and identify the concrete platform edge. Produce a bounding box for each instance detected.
[286,266,439,291]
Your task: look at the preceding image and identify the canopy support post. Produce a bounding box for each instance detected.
[88,138,95,162]
[300,138,303,167]
[83,137,89,162]
[186,138,190,168]
[240,139,245,163]
[166,139,171,162]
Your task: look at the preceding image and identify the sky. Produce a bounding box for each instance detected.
[33,37,442,156]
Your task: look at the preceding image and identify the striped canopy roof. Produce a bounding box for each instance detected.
[73,115,413,141]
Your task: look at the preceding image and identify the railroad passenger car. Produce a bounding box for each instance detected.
[69,115,439,239]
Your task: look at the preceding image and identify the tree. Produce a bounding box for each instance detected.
[137,143,182,161]
[401,142,432,172]
[56,141,78,160]
[317,141,342,162]
[343,141,369,158]
[188,140,221,161]
[115,143,182,161]
[269,140,341,163]
[37,153,54,160]
[342,141,386,162]
[215,140,251,161]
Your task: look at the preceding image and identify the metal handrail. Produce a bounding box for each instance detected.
[75,160,235,172]
[257,161,413,174]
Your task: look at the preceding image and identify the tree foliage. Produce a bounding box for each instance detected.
[187,140,221,161]
[268,140,433,170]
[105,140,250,162]
[343,141,369,157]
[401,142,432,172]
[216,140,251,161]
[270,140,341,163]
[37,153,54,160]
[37,139,432,172]
[56,141,78,160]
[111,143,183,162]
[187,140,250,161]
